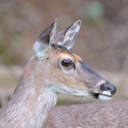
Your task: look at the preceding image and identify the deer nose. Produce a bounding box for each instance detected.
[100,82,116,96]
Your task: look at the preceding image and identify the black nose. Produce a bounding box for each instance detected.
[100,83,116,95]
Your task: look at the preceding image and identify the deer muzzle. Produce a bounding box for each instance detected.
[78,61,116,100]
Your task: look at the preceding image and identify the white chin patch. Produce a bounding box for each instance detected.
[99,95,111,101]
[102,91,111,96]
[99,91,112,101]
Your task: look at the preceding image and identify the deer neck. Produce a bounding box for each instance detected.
[0,57,57,128]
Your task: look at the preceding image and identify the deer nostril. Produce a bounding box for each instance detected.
[100,83,116,95]
[108,84,116,95]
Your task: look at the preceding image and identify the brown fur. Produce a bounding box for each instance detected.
[45,100,128,128]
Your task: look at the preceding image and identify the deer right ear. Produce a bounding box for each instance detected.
[33,19,58,58]
[55,20,81,49]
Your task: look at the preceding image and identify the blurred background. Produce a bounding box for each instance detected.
[0,0,128,107]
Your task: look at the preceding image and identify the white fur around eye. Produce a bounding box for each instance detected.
[59,58,75,74]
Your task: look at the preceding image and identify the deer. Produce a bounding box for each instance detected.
[0,19,116,128]
[45,100,128,128]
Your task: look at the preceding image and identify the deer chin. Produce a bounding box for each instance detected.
[91,91,112,101]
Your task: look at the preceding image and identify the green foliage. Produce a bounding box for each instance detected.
[83,2,104,20]
[0,43,6,54]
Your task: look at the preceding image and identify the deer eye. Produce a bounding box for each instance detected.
[61,59,74,69]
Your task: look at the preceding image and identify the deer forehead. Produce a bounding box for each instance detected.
[57,52,81,61]
[50,44,82,62]
[73,54,82,61]
[58,53,74,59]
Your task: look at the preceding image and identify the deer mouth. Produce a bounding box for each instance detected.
[91,91,112,101]
[89,81,116,101]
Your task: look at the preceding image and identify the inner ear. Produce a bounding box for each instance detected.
[63,20,81,49]
[55,20,81,50]
[33,19,58,58]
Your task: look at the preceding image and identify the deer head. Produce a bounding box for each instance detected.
[33,19,116,101]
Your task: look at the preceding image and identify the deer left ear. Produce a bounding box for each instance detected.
[33,19,58,58]
[62,20,81,49]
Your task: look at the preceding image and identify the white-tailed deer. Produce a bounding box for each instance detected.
[0,19,116,128]
[45,100,128,128]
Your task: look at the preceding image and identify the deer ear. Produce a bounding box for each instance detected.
[61,20,81,49]
[33,19,58,57]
